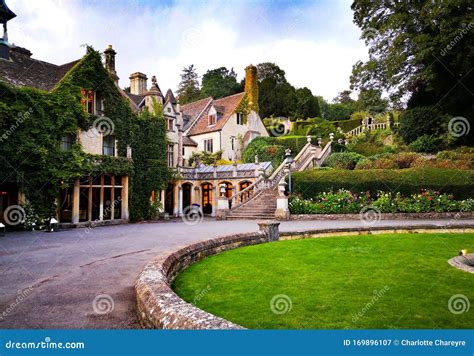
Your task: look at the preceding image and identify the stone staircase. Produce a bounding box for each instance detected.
[226,189,279,220]
[225,137,332,220]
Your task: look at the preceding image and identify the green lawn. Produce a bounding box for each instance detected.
[172,233,474,329]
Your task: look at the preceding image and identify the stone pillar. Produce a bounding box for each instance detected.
[72,178,80,224]
[173,185,179,216]
[178,186,183,217]
[275,181,290,220]
[121,176,129,220]
[211,186,217,217]
[258,220,280,242]
[194,186,200,206]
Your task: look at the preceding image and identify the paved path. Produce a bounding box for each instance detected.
[0,218,472,329]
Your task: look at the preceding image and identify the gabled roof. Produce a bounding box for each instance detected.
[181,96,213,131]
[187,92,245,136]
[123,91,144,106]
[165,89,176,104]
[0,46,80,91]
[183,136,198,146]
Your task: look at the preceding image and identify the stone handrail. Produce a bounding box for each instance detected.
[347,122,399,137]
[227,138,318,209]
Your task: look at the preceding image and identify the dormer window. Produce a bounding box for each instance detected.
[208,114,216,126]
[236,113,244,125]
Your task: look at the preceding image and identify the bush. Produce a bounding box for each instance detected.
[399,106,449,144]
[347,130,397,156]
[289,189,474,214]
[355,152,421,170]
[409,134,444,153]
[325,152,365,170]
[292,168,474,200]
[332,117,362,132]
[242,137,285,167]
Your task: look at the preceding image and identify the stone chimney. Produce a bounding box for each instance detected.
[104,45,119,85]
[244,64,258,113]
[129,72,147,95]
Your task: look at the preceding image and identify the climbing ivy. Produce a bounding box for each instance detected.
[0,47,169,224]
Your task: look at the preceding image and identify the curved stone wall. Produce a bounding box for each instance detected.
[136,224,474,330]
[448,254,474,274]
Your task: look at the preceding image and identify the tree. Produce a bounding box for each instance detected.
[356,88,388,113]
[325,103,355,121]
[200,67,242,99]
[177,64,200,104]
[256,62,287,85]
[333,90,355,105]
[315,96,330,119]
[294,87,321,119]
[350,0,473,118]
[258,77,296,118]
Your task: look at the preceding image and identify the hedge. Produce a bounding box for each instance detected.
[292,168,474,200]
[331,117,362,132]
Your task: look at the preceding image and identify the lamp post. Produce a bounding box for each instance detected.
[285,149,294,194]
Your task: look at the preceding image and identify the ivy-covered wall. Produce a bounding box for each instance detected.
[0,47,170,224]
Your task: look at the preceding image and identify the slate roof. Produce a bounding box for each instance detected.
[123,91,144,106]
[165,89,176,104]
[187,92,245,136]
[181,96,213,131]
[182,136,198,146]
[194,161,271,173]
[0,46,80,91]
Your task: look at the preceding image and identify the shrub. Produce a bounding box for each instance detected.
[409,134,444,153]
[292,168,474,200]
[289,189,473,214]
[332,117,362,132]
[399,106,449,144]
[325,152,365,170]
[393,152,421,168]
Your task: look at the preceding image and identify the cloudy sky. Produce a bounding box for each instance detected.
[7,0,368,101]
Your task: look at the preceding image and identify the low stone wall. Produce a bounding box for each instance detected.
[291,212,474,221]
[136,223,474,330]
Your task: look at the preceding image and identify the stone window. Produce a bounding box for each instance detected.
[60,134,75,151]
[167,118,174,131]
[81,89,95,114]
[167,144,174,167]
[102,135,116,156]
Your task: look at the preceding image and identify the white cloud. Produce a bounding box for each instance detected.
[7,0,368,100]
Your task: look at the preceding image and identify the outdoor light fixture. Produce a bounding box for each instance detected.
[49,217,58,232]
[285,149,293,194]
[0,222,5,236]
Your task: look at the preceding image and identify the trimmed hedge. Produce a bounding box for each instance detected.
[292,168,474,200]
[332,117,361,132]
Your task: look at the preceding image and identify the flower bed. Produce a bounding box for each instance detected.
[289,189,474,214]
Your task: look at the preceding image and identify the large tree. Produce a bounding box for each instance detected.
[200,67,242,99]
[256,62,287,85]
[294,87,321,119]
[356,88,388,113]
[333,90,355,105]
[350,0,473,117]
[177,64,200,104]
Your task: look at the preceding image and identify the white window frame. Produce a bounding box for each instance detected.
[204,139,213,153]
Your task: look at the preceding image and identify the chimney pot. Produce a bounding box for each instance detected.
[129,72,148,95]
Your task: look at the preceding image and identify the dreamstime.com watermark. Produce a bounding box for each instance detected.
[84,197,122,234]
[0,107,33,143]
[441,22,474,56]
[193,285,211,304]
[5,337,85,350]
[448,294,470,315]
[352,285,390,323]
[0,287,33,321]
[270,294,293,315]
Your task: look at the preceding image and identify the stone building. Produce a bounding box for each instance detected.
[0,2,134,226]
[123,65,270,217]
